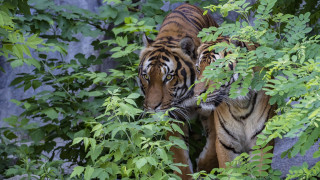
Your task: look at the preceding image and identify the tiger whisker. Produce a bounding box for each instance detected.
[138,111,147,119]
[169,111,179,121]
[171,108,191,128]
[174,108,190,121]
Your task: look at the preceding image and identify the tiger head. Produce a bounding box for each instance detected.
[194,39,234,114]
[138,35,197,114]
[194,38,259,114]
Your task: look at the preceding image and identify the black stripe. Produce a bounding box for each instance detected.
[171,10,202,31]
[159,20,184,32]
[149,51,157,56]
[178,6,203,19]
[174,55,182,73]
[251,124,265,140]
[202,50,210,55]
[162,56,169,62]
[228,104,241,122]
[180,69,187,92]
[239,92,257,119]
[148,56,158,62]
[227,92,257,121]
[219,139,241,154]
[217,111,238,141]
[250,103,271,140]
[139,79,145,95]
[183,60,195,85]
[140,51,152,64]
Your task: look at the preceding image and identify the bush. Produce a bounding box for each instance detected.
[195,0,320,179]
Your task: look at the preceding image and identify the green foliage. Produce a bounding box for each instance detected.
[192,149,282,180]
[70,110,186,179]
[0,0,45,71]
[2,0,320,179]
[198,0,320,179]
[272,0,320,35]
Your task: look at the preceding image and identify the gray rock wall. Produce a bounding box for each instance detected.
[0,0,105,126]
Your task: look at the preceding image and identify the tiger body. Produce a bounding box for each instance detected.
[138,4,218,179]
[194,38,276,170]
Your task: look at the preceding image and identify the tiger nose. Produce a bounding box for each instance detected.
[146,102,162,111]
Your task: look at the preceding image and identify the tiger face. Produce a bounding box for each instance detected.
[194,43,224,95]
[194,41,231,114]
[138,36,196,113]
[194,38,260,114]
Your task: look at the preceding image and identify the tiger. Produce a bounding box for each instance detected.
[193,37,277,171]
[138,4,218,179]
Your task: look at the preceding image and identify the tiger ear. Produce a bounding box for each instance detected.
[142,34,154,47]
[179,37,195,57]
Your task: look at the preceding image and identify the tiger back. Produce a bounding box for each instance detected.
[194,38,276,170]
[138,4,218,179]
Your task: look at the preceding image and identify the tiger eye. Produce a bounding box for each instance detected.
[166,74,172,80]
[144,74,149,80]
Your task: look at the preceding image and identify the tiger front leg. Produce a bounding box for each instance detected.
[215,137,235,168]
[196,113,219,173]
[166,123,193,180]
[213,110,235,168]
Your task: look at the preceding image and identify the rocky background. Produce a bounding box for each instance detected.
[0,0,319,178]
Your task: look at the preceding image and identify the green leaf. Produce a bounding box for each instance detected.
[91,124,102,132]
[136,158,147,169]
[3,116,18,127]
[263,153,273,159]
[12,44,25,59]
[100,5,118,19]
[114,9,129,25]
[114,149,122,162]
[30,129,45,143]
[170,136,187,150]
[127,93,140,99]
[146,156,157,166]
[24,81,31,91]
[124,98,137,106]
[27,58,41,69]
[156,148,168,161]
[24,102,31,109]
[32,80,42,90]
[0,10,13,26]
[72,137,83,146]
[10,99,21,106]
[10,59,24,68]
[313,150,320,158]
[251,155,261,161]
[171,123,184,135]
[88,91,103,97]
[71,166,85,178]
[26,34,44,49]
[4,130,18,140]
[21,44,32,57]
[43,108,59,119]
[84,166,94,180]
[259,171,268,176]
[84,137,89,151]
[263,146,273,153]
[169,165,182,174]
[10,77,25,86]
